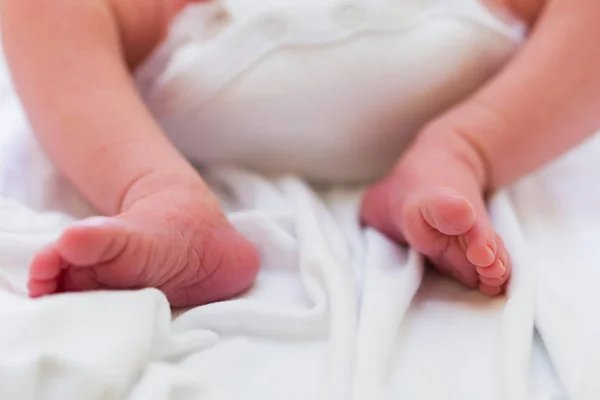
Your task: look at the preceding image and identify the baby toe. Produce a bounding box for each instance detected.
[479,276,505,287]
[477,236,510,292]
[28,244,66,297]
[479,282,504,297]
[465,226,497,267]
[476,256,506,279]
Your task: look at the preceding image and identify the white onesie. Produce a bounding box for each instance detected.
[135,0,524,183]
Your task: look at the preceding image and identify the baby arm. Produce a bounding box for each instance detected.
[362,0,600,295]
[1,0,260,305]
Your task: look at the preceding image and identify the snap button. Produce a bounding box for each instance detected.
[204,8,231,37]
[170,4,231,42]
[333,3,366,28]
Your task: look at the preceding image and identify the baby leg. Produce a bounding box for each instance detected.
[4,0,259,306]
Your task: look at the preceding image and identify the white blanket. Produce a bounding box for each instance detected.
[1,55,598,400]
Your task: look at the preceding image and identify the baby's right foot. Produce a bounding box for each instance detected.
[28,189,260,307]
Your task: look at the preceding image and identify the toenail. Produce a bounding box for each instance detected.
[450,194,467,201]
[498,260,505,271]
[498,260,507,275]
[486,245,495,258]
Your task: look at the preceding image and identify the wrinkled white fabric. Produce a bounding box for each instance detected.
[7,53,600,399]
[1,1,596,398]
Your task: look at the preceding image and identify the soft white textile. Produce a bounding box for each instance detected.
[137,0,522,182]
[2,45,599,400]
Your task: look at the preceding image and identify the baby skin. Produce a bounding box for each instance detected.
[361,126,510,296]
[2,0,600,306]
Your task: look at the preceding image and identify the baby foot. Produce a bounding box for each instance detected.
[28,190,260,307]
[361,136,510,296]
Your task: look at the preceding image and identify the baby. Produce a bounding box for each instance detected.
[1,0,599,307]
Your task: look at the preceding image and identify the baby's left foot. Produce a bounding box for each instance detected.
[361,133,510,296]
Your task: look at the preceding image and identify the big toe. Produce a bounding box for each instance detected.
[423,188,477,236]
[29,244,64,297]
[57,217,131,266]
[29,217,131,297]
[401,187,477,249]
